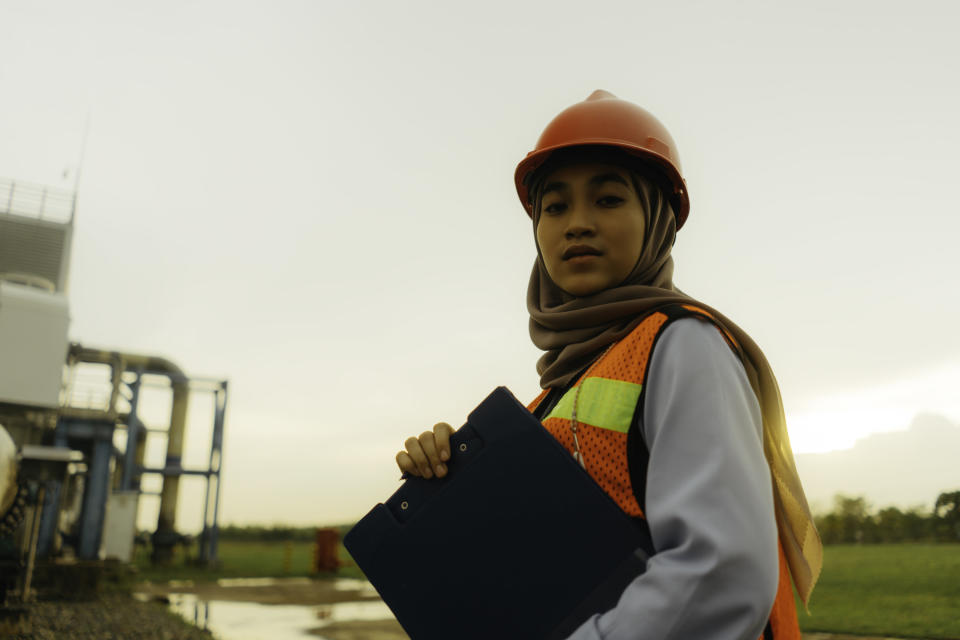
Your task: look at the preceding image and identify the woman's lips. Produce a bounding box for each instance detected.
[562,244,602,260]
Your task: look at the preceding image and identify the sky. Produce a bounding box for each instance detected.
[1,0,958,530]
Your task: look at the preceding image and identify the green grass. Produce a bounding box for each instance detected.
[132,539,362,583]
[798,544,960,639]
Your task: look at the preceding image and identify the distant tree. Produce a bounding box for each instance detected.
[813,493,960,545]
[901,506,933,542]
[218,524,317,542]
[833,494,872,544]
[815,512,842,545]
[934,490,960,541]
[875,507,906,543]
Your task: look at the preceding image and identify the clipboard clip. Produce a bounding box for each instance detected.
[389,424,484,523]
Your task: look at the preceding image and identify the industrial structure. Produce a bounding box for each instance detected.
[0,177,228,605]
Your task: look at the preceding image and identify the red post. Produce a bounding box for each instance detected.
[313,527,341,573]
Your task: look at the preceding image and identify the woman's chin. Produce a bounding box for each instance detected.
[559,279,608,298]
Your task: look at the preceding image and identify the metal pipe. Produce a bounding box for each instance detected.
[68,345,185,383]
[67,344,190,558]
[120,374,142,492]
[156,378,188,541]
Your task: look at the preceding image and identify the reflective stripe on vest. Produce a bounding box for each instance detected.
[527,304,801,640]
[543,377,642,434]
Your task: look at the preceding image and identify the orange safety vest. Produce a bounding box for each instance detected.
[527,304,800,640]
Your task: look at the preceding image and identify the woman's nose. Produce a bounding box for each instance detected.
[564,204,596,238]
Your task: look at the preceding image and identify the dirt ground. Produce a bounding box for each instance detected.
[307,618,408,640]
[803,635,910,640]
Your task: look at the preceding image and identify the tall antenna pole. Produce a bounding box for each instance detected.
[71,112,90,223]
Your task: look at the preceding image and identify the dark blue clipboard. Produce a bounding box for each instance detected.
[344,387,652,640]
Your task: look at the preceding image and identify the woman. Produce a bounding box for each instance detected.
[396,90,821,639]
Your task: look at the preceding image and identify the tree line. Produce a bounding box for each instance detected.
[815,491,960,544]
[215,523,351,542]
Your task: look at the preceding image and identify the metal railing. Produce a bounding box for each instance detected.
[0,177,75,224]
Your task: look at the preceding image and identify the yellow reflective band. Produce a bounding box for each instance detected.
[544,377,642,433]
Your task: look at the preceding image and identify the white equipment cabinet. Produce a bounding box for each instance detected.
[0,281,70,408]
[101,491,140,561]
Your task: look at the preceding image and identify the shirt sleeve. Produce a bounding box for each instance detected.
[566,317,779,640]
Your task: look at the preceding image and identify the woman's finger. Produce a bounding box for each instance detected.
[418,431,446,477]
[405,436,433,479]
[395,451,419,476]
[434,423,454,462]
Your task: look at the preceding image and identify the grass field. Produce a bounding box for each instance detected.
[135,540,960,638]
[797,544,960,639]
[132,538,364,582]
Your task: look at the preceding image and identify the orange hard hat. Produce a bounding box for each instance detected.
[514,90,690,229]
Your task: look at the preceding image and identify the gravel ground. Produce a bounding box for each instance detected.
[3,593,213,640]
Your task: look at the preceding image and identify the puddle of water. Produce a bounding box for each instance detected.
[167,579,195,588]
[165,590,396,640]
[331,578,379,597]
[314,599,396,624]
[217,577,314,588]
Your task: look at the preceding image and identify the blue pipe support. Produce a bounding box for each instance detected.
[35,431,69,557]
[77,433,112,560]
[48,417,115,560]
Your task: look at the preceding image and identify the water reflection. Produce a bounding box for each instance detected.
[164,588,396,640]
[217,577,314,588]
[330,577,379,597]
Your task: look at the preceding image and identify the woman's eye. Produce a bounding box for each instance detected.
[597,195,624,207]
[543,202,566,214]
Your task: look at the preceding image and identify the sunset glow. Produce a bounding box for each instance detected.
[787,363,960,454]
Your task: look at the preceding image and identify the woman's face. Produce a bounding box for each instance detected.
[535,162,647,297]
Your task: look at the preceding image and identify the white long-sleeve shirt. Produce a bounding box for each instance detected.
[566,317,779,640]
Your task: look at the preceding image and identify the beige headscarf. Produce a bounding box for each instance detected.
[526,156,823,605]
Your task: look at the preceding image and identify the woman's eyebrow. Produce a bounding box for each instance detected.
[543,181,567,195]
[589,173,629,188]
[543,172,627,195]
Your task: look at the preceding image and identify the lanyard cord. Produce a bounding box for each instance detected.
[569,344,614,470]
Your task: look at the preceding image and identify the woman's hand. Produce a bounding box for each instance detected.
[395,422,454,479]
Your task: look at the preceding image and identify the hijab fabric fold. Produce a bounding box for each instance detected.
[526,171,823,605]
